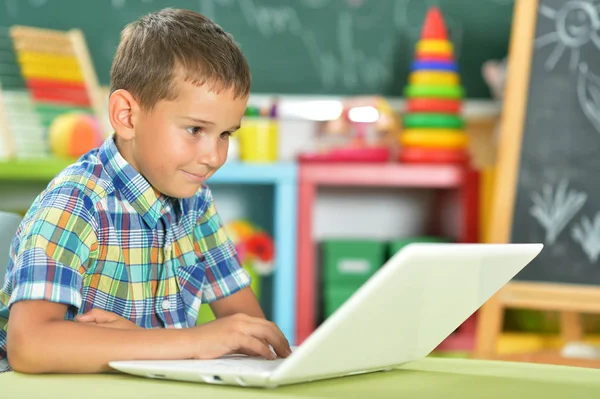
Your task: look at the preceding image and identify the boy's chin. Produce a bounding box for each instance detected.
[159,183,202,199]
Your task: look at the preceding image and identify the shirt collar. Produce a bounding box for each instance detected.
[98,135,174,229]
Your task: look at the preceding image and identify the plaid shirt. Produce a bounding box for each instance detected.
[0,135,250,372]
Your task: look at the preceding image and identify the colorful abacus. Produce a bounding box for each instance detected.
[0,27,46,159]
[0,26,107,159]
[10,26,106,135]
[399,7,469,165]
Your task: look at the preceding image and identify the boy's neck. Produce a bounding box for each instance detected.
[113,134,138,172]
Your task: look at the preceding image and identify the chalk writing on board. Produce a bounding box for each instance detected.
[577,62,600,134]
[4,0,17,18]
[535,0,600,72]
[112,0,154,9]
[302,11,393,89]
[300,0,332,8]
[112,0,126,9]
[4,0,48,18]
[529,179,587,245]
[203,0,393,90]
[238,1,304,37]
[572,213,600,263]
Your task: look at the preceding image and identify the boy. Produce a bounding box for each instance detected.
[0,8,291,374]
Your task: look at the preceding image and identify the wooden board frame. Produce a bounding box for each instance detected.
[474,0,600,368]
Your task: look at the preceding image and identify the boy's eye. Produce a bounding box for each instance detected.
[220,131,232,140]
[186,126,203,136]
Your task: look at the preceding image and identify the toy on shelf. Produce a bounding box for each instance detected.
[48,112,103,158]
[0,27,46,159]
[196,219,275,325]
[399,7,470,165]
[225,219,276,299]
[299,96,400,163]
[237,104,279,163]
[0,26,108,160]
[10,26,106,126]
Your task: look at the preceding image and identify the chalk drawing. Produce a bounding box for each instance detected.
[300,0,332,8]
[4,0,48,17]
[28,0,47,6]
[348,1,388,30]
[530,179,587,245]
[203,0,391,90]
[572,212,600,263]
[577,62,600,134]
[300,10,392,89]
[112,0,126,10]
[237,1,303,37]
[4,0,17,17]
[535,0,600,71]
[12,0,473,91]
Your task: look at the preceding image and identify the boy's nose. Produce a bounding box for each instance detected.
[196,136,220,167]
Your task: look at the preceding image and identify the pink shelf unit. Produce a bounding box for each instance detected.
[296,162,480,349]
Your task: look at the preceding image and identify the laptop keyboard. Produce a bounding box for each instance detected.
[171,356,285,375]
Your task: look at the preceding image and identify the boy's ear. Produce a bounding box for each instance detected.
[108,89,139,141]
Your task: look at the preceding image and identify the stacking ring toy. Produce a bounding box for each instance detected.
[403,113,464,129]
[409,71,459,85]
[404,84,464,99]
[400,129,468,148]
[406,98,462,113]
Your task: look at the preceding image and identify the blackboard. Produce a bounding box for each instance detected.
[510,0,600,285]
[0,0,513,97]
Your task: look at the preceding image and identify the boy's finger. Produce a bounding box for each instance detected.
[238,346,264,358]
[238,335,275,360]
[252,319,291,354]
[247,324,290,358]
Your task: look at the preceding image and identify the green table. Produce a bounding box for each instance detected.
[2,358,600,398]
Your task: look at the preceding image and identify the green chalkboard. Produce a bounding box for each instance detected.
[0,0,514,98]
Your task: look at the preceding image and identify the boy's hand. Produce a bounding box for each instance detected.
[76,308,141,330]
[191,313,291,360]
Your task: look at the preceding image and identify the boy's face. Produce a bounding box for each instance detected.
[123,79,247,198]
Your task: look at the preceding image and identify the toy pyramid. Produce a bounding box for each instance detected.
[399,7,469,164]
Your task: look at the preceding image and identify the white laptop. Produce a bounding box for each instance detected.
[109,243,543,388]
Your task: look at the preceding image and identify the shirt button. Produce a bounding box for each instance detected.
[161,300,170,310]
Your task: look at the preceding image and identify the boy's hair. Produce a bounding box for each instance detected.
[110,8,251,110]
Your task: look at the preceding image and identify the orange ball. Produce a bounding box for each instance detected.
[49,112,104,158]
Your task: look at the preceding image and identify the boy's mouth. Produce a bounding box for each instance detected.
[181,170,208,183]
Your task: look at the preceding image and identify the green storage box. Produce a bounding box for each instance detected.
[323,285,359,318]
[321,239,386,284]
[388,236,449,258]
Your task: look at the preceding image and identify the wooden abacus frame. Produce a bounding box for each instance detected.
[0,25,107,158]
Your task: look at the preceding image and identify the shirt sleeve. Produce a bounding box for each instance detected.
[8,185,98,311]
[196,187,251,303]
